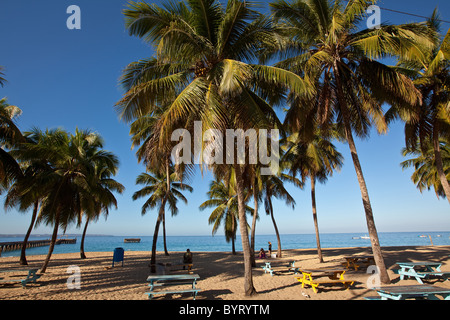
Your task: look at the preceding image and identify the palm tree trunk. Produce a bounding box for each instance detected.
[163,155,170,256]
[311,176,323,263]
[80,217,89,259]
[234,164,257,296]
[268,195,282,258]
[334,62,390,284]
[20,200,39,265]
[150,203,165,273]
[40,210,60,273]
[162,212,169,256]
[432,123,450,204]
[250,180,258,267]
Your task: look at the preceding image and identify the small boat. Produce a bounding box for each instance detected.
[360,235,370,239]
[352,236,360,240]
[419,235,427,238]
[124,238,141,243]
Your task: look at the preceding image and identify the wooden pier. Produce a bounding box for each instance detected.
[0,238,76,256]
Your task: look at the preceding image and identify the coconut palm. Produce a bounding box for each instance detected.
[270,0,435,283]
[284,131,343,262]
[133,168,193,271]
[4,129,53,265]
[18,128,107,273]
[79,144,124,259]
[401,138,450,199]
[262,172,296,258]
[116,0,309,295]
[388,12,450,204]
[0,97,24,193]
[200,176,253,254]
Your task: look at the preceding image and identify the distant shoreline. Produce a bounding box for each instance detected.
[1,230,449,238]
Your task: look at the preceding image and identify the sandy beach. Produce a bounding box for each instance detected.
[0,245,449,301]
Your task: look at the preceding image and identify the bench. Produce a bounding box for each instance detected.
[146,274,201,300]
[0,268,41,288]
[262,261,297,276]
[295,269,355,294]
[394,261,450,284]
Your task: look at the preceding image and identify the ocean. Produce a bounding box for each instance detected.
[1,231,450,258]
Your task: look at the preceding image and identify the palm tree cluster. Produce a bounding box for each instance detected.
[0,94,124,271]
[117,0,448,296]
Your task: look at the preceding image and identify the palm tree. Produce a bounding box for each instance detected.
[116,0,309,295]
[133,169,193,271]
[200,175,253,254]
[262,172,296,258]
[270,0,434,284]
[18,128,106,273]
[0,97,24,193]
[79,141,124,259]
[284,131,343,262]
[4,131,52,265]
[388,12,450,204]
[401,138,450,199]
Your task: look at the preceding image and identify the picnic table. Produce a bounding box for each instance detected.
[394,261,450,284]
[342,256,375,271]
[146,274,201,300]
[157,262,194,274]
[0,268,41,288]
[368,284,450,300]
[295,268,355,293]
[261,260,297,276]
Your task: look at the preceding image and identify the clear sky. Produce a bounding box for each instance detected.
[0,0,449,237]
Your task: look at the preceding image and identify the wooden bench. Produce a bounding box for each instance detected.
[295,268,355,294]
[394,261,450,284]
[262,261,297,276]
[0,268,41,288]
[342,256,375,271]
[146,274,201,300]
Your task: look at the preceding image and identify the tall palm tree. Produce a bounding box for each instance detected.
[401,138,450,200]
[388,12,450,204]
[200,177,253,254]
[117,0,309,295]
[262,172,296,258]
[19,128,105,273]
[4,130,52,265]
[79,143,124,259]
[133,169,193,271]
[284,131,343,262]
[0,97,24,193]
[271,0,434,284]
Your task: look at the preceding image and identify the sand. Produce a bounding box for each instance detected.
[0,245,449,300]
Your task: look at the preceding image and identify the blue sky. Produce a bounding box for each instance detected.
[0,0,449,237]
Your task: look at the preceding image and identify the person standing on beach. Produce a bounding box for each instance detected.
[183,249,192,269]
[268,242,272,256]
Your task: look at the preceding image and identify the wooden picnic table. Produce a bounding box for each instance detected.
[342,256,375,271]
[370,284,450,300]
[261,260,297,276]
[394,261,450,284]
[0,268,41,288]
[295,268,355,293]
[146,274,200,300]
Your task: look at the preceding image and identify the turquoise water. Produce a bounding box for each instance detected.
[1,231,449,257]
